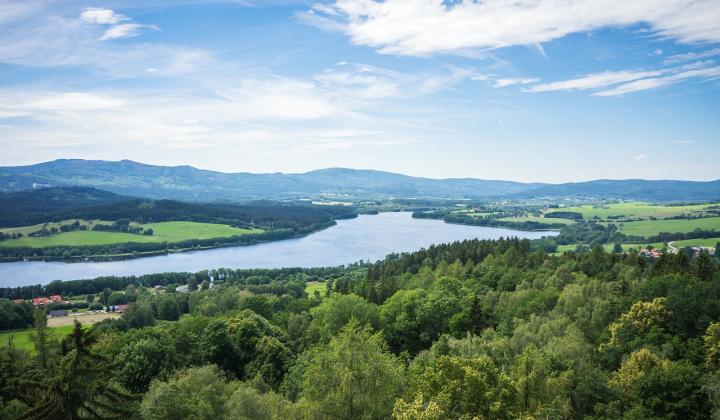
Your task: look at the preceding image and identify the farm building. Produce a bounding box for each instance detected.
[639,248,662,259]
[32,295,64,306]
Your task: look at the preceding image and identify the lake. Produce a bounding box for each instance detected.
[0,212,556,287]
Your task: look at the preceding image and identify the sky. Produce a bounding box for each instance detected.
[0,0,719,183]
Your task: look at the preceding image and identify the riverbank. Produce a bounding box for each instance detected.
[0,220,339,263]
[0,212,556,286]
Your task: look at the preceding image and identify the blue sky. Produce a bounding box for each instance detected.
[0,0,718,182]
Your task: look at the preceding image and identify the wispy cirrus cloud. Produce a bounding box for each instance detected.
[302,0,720,56]
[526,69,665,93]
[664,48,720,64]
[593,65,720,96]
[0,7,205,76]
[523,61,720,96]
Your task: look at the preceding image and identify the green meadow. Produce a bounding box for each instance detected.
[553,202,715,220]
[305,281,327,297]
[498,216,575,225]
[612,217,720,237]
[672,237,720,248]
[0,325,74,353]
[0,221,263,248]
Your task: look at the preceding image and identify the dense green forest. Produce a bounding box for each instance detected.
[1,239,719,419]
[0,187,356,229]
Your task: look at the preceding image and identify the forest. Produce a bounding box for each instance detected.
[1,238,719,419]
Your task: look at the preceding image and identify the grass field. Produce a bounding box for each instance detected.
[553,202,715,220]
[0,325,74,352]
[498,216,575,225]
[305,281,327,297]
[555,242,666,254]
[672,237,720,248]
[0,221,263,248]
[612,217,720,237]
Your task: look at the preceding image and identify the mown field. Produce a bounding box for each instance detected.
[673,237,720,248]
[0,221,263,248]
[554,202,715,220]
[611,217,720,237]
[498,216,576,225]
[0,325,74,352]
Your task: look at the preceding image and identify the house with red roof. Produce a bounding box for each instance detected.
[32,295,63,306]
[32,297,49,306]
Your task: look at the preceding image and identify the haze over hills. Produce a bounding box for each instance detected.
[0,159,718,202]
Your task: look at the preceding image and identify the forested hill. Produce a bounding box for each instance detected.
[1,159,718,202]
[0,159,542,201]
[0,186,356,229]
[510,178,720,202]
[0,186,128,225]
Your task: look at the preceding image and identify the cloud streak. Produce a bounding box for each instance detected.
[524,62,720,96]
[304,0,720,56]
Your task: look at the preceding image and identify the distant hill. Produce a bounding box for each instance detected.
[509,179,720,202]
[0,186,130,227]
[0,159,543,201]
[0,159,718,202]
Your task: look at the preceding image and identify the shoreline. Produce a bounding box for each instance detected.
[0,221,339,264]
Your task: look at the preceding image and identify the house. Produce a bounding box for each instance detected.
[32,297,49,306]
[31,294,64,306]
[639,248,662,259]
[109,304,129,313]
[176,285,189,293]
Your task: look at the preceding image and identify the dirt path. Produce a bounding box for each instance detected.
[47,312,121,328]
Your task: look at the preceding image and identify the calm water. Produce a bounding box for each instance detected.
[0,212,556,287]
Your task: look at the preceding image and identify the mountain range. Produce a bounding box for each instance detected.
[1,159,718,202]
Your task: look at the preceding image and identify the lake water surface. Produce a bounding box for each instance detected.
[0,212,556,287]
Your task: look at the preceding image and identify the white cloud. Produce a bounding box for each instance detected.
[527,69,665,92]
[0,13,208,76]
[80,8,126,25]
[99,23,158,41]
[306,0,720,56]
[635,154,647,160]
[16,92,123,111]
[664,48,720,64]
[78,8,159,41]
[0,0,47,24]
[523,61,720,96]
[492,77,540,88]
[593,65,720,96]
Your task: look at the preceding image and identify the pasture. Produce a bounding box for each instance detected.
[0,220,263,248]
[672,237,720,248]
[498,216,575,225]
[553,202,715,220]
[0,325,74,353]
[612,217,720,237]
